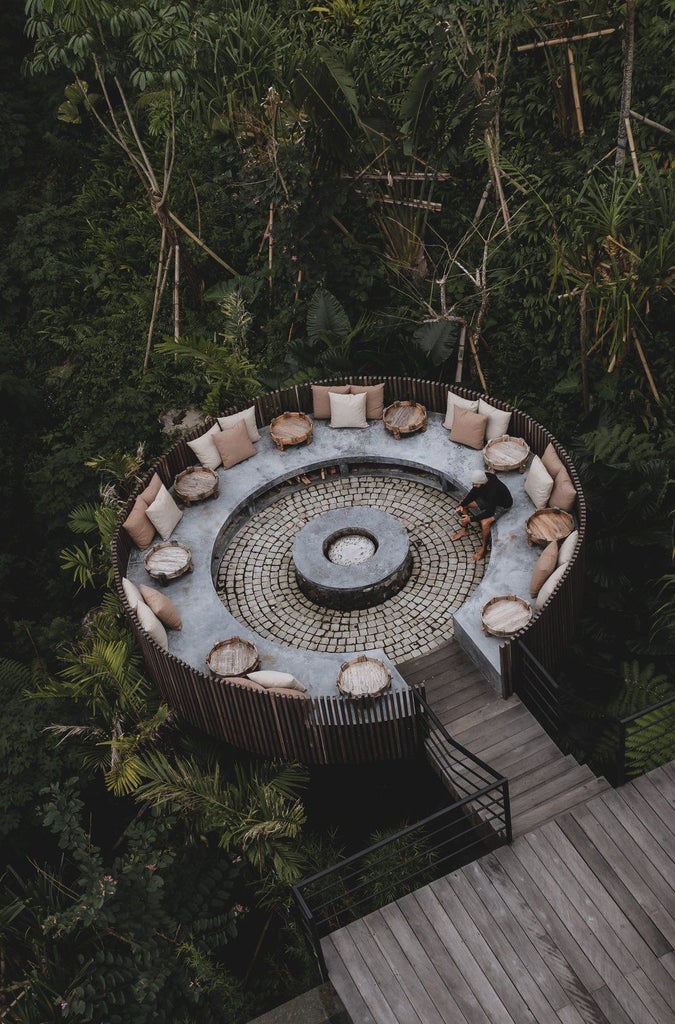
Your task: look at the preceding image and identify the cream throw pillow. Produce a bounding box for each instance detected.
[145,484,183,540]
[524,455,554,508]
[329,391,368,428]
[557,529,579,566]
[140,585,182,629]
[187,423,222,470]
[247,670,307,692]
[122,576,143,610]
[443,392,479,429]
[136,600,168,649]
[529,541,558,598]
[535,563,567,612]
[218,406,260,442]
[478,398,512,441]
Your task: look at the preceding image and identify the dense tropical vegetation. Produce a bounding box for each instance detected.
[1,0,673,1019]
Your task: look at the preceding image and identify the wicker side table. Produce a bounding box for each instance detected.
[269,412,313,451]
[337,655,391,698]
[383,401,427,440]
[174,466,219,506]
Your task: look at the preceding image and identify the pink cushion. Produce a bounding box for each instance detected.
[212,419,257,469]
[350,383,385,419]
[530,541,558,598]
[549,467,577,512]
[139,585,182,630]
[311,384,350,419]
[122,498,155,549]
[449,406,488,449]
[541,443,565,479]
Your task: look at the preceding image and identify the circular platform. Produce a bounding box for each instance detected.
[215,472,485,661]
[292,506,412,610]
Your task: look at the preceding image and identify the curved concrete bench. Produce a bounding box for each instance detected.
[124,413,553,696]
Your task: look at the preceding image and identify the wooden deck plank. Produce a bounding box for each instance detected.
[463,859,570,1011]
[328,928,401,1024]
[513,834,638,984]
[321,935,378,1024]
[444,869,562,1022]
[449,696,521,735]
[557,1006,587,1024]
[524,828,640,974]
[376,905,473,1024]
[640,956,675,1012]
[393,894,491,1024]
[591,984,647,1024]
[413,886,519,1024]
[613,782,675,853]
[512,778,609,836]
[553,813,672,957]
[625,967,675,1024]
[347,917,424,1024]
[573,803,675,949]
[595,790,675,878]
[637,769,675,813]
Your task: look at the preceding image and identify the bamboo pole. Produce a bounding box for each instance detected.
[167,211,238,275]
[468,330,487,391]
[455,323,468,383]
[629,109,673,135]
[287,269,303,345]
[268,201,274,298]
[517,27,617,52]
[567,47,585,136]
[173,243,180,342]
[631,327,660,403]
[144,225,167,373]
[625,116,640,178]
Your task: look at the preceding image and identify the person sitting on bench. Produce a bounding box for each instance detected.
[451,468,513,561]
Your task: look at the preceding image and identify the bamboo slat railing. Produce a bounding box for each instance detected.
[112,377,586,760]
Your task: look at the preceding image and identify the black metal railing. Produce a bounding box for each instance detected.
[292,696,511,978]
[515,640,675,786]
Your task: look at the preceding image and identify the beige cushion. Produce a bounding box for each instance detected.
[557,529,579,566]
[524,455,554,508]
[443,392,479,429]
[535,563,567,612]
[549,467,577,511]
[219,676,266,692]
[122,498,155,549]
[529,541,558,598]
[449,406,488,449]
[247,670,307,692]
[311,384,350,419]
[218,406,260,442]
[139,585,182,630]
[350,383,385,420]
[212,418,257,469]
[187,423,222,471]
[138,472,163,506]
[329,391,368,429]
[541,442,565,479]
[122,576,143,610]
[478,398,512,442]
[145,484,183,540]
[268,687,309,699]
[136,601,168,649]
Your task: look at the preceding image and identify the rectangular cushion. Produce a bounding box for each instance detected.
[187,423,222,471]
[524,455,554,508]
[139,584,182,629]
[212,418,257,468]
[329,391,368,428]
[478,398,512,442]
[541,442,565,479]
[443,392,479,429]
[529,541,558,598]
[136,600,168,650]
[350,383,385,420]
[449,406,488,449]
[549,467,577,512]
[138,472,163,506]
[122,497,155,549]
[217,405,260,442]
[145,484,183,540]
[311,384,350,419]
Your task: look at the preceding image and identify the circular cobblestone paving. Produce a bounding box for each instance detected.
[215,473,485,663]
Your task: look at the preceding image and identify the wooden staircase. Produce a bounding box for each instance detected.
[398,639,610,836]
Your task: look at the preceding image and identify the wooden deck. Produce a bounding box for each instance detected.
[323,763,675,1024]
[399,640,610,837]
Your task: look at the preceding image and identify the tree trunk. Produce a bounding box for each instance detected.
[615,0,636,168]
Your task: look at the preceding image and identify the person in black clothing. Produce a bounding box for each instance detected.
[451,468,513,561]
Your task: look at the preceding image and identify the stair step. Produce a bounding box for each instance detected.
[513,776,611,836]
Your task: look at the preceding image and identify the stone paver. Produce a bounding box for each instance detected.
[216,473,484,663]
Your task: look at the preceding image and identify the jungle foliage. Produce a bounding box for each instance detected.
[1,0,673,1018]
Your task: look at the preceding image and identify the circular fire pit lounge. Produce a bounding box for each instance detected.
[114,377,586,765]
[293,507,412,610]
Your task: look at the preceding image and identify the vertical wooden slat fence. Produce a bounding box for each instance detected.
[113,377,586,762]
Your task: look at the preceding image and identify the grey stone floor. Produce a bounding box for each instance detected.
[126,415,546,696]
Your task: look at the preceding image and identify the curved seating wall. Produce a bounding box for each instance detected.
[113,377,586,763]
